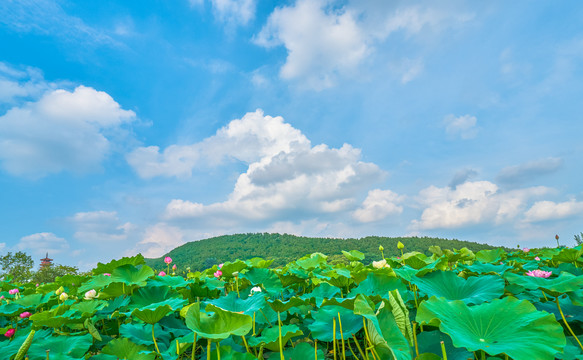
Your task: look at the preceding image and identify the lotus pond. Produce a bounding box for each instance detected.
[1,245,583,360]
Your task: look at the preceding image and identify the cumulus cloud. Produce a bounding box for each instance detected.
[352,189,404,223]
[72,210,136,243]
[0,63,52,105]
[129,223,185,258]
[0,85,135,178]
[524,199,583,223]
[15,232,69,257]
[496,157,563,186]
[411,181,551,230]
[448,168,478,189]
[443,114,478,139]
[254,1,473,89]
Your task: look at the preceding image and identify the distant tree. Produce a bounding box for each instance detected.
[0,251,34,283]
[32,264,80,284]
[202,257,218,270]
[575,233,583,246]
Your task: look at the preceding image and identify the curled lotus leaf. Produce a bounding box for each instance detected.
[183,303,252,340]
[505,271,583,296]
[416,296,566,360]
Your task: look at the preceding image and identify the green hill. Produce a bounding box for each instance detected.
[144,233,502,272]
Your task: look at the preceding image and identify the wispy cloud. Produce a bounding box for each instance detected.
[496,157,563,187]
[443,114,479,140]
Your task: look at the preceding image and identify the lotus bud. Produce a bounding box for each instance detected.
[397,241,404,250]
[379,245,384,252]
[84,289,98,300]
[60,292,69,301]
[56,286,64,296]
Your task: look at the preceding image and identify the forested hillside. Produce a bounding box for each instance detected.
[145,233,502,271]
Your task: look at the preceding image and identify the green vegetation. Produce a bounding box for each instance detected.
[1,244,582,359]
[144,233,502,271]
[0,251,82,284]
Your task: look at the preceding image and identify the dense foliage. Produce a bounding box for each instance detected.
[1,243,582,359]
[144,233,502,271]
[0,251,82,284]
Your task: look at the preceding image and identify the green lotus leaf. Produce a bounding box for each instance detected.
[415,330,473,360]
[147,275,189,288]
[403,253,432,269]
[94,254,146,275]
[568,289,583,306]
[96,282,129,299]
[505,271,583,296]
[245,257,274,268]
[207,291,267,316]
[296,252,328,270]
[119,323,170,351]
[556,336,583,360]
[282,342,325,359]
[393,259,448,282]
[314,268,352,288]
[553,246,583,264]
[132,305,173,325]
[354,296,412,360]
[442,248,475,263]
[300,282,341,307]
[535,296,583,323]
[0,327,51,360]
[13,293,52,310]
[240,268,283,295]
[30,305,73,328]
[70,299,108,317]
[199,277,226,292]
[348,272,407,300]
[129,286,187,310]
[248,324,303,352]
[0,302,26,316]
[101,337,157,360]
[97,295,131,315]
[416,296,566,360]
[218,260,248,278]
[78,274,114,293]
[475,248,506,263]
[459,262,513,274]
[388,289,413,346]
[267,296,307,313]
[308,305,363,342]
[111,264,154,286]
[206,345,257,360]
[412,271,504,305]
[556,263,583,276]
[183,302,252,340]
[26,333,93,359]
[342,250,365,261]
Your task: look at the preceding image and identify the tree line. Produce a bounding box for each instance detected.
[0,251,82,284]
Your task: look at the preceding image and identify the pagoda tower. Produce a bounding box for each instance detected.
[40,253,53,269]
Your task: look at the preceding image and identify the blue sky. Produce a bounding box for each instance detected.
[1,0,582,270]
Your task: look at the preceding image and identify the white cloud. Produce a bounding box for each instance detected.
[353,189,404,223]
[16,232,69,258]
[443,114,478,139]
[255,1,473,89]
[211,0,256,27]
[129,223,185,258]
[399,58,424,84]
[524,200,583,223]
[72,210,136,243]
[0,63,52,104]
[496,157,563,186]
[0,85,135,178]
[411,181,551,230]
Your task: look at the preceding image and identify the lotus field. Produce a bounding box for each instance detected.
[1,244,583,360]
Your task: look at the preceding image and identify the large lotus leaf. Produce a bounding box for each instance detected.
[0,302,26,316]
[199,277,226,292]
[393,259,448,282]
[78,274,114,293]
[505,271,583,296]
[416,330,473,360]
[556,336,583,360]
[267,296,308,313]
[13,293,52,310]
[320,295,359,310]
[147,275,189,288]
[0,328,51,360]
[314,268,351,288]
[296,252,328,270]
[157,333,197,360]
[282,342,325,359]
[300,283,341,306]
[416,296,566,360]
[26,333,93,359]
[111,264,154,286]
[219,260,248,278]
[208,291,267,316]
[459,262,512,274]
[535,296,583,323]
[442,248,474,263]
[308,305,363,342]
[388,289,413,346]
[159,315,192,338]
[94,254,146,275]
[354,296,412,360]
[97,295,131,315]
[403,253,432,269]
[132,305,173,325]
[553,246,583,264]
[98,282,129,299]
[70,299,108,317]
[348,272,407,300]
[30,305,73,328]
[101,337,157,360]
[184,303,252,340]
[119,323,170,351]
[129,286,187,310]
[412,271,504,305]
[475,248,506,263]
[206,345,257,360]
[556,263,583,276]
[342,250,365,261]
[248,324,303,352]
[245,257,274,269]
[240,268,283,295]
[568,289,583,306]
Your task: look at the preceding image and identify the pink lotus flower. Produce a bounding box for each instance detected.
[36,284,39,287]
[535,256,541,261]
[218,263,224,269]
[19,312,31,318]
[8,289,19,295]
[526,269,552,278]
[158,271,166,276]
[4,328,15,337]
[164,257,172,264]
[172,264,177,270]
[214,270,222,278]
[523,248,530,253]
[103,273,111,276]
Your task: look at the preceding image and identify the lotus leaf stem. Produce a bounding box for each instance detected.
[333,317,337,360]
[217,341,221,360]
[252,312,256,335]
[345,338,358,359]
[541,290,548,301]
[278,312,284,360]
[192,332,197,360]
[207,339,211,360]
[176,339,180,356]
[555,296,583,351]
[351,334,368,360]
[152,324,160,353]
[46,350,49,360]
[362,317,378,360]
[337,313,346,360]
[440,341,447,360]
[241,335,250,353]
[315,339,318,359]
[259,309,272,327]
[412,322,419,357]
